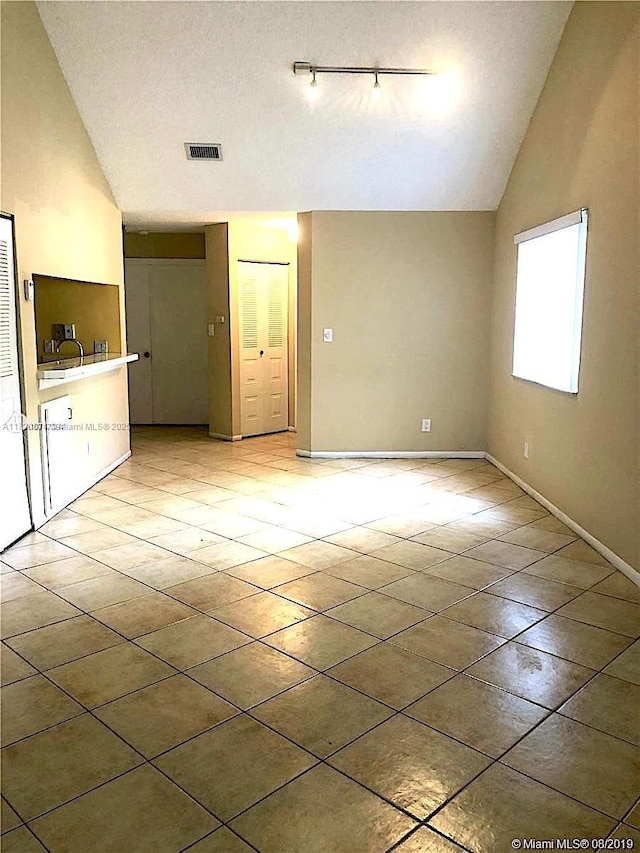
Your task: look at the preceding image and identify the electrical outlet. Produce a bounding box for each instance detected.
[323,329,333,343]
[208,323,215,337]
[94,340,108,354]
[421,419,431,432]
[215,315,225,324]
[524,441,529,459]
[52,323,76,341]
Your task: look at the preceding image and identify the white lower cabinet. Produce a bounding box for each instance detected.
[40,395,83,515]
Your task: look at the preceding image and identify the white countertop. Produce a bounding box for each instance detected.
[37,352,139,389]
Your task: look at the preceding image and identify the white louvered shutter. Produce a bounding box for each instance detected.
[0,236,14,379]
[0,216,32,548]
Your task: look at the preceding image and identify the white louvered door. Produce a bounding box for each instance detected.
[238,261,288,437]
[0,216,31,549]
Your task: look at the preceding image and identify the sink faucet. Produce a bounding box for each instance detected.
[57,338,85,358]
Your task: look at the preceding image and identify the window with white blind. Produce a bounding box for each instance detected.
[512,208,588,393]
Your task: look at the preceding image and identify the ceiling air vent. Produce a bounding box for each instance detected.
[185,143,223,161]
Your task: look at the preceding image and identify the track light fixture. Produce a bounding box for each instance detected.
[293,61,437,93]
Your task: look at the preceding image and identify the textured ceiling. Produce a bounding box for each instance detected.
[37,1,572,228]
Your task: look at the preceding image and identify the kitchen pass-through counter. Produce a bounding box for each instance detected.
[37,352,138,390]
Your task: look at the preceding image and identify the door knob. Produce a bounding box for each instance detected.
[144,352,150,358]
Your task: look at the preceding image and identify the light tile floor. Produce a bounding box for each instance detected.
[1,426,639,853]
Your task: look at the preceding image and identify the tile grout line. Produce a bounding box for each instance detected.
[2,429,637,850]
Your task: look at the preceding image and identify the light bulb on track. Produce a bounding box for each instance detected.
[372,70,381,100]
[307,67,319,100]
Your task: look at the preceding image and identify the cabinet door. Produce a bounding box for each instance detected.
[40,395,80,515]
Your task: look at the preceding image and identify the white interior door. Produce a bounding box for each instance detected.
[124,260,208,425]
[149,262,208,424]
[0,215,32,549]
[124,261,153,423]
[238,261,289,437]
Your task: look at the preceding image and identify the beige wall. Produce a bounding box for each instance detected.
[205,221,297,438]
[296,213,313,450]
[298,211,495,453]
[205,224,233,437]
[1,1,128,526]
[488,2,639,568]
[124,232,206,259]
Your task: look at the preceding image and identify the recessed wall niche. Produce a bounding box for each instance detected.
[34,274,122,361]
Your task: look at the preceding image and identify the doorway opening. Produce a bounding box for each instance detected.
[124,218,298,440]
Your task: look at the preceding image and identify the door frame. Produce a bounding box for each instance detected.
[0,211,33,544]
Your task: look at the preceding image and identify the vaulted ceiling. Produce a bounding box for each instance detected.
[37,1,572,229]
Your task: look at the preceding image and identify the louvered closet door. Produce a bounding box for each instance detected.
[0,216,31,549]
[238,261,288,437]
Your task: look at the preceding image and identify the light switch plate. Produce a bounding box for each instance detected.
[323,328,333,343]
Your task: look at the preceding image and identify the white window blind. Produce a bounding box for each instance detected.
[512,208,588,394]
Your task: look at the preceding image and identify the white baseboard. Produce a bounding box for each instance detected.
[486,453,640,587]
[296,449,485,459]
[98,449,132,480]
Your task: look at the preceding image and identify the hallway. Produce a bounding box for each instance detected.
[2,427,639,852]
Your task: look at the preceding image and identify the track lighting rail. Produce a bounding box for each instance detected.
[293,61,436,78]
